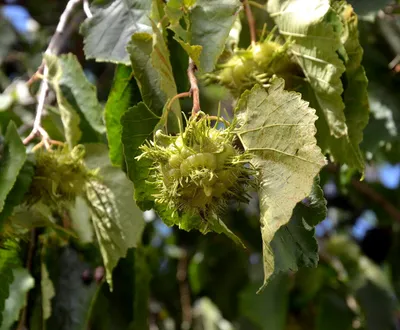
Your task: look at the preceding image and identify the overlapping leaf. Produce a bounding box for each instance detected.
[329,2,369,173]
[0,122,26,214]
[268,0,347,137]
[84,144,145,288]
[128,20,181,125]
[0,268,34,330]
[104,65,141,167]
[236,80,326,291]
[0,159,34,225]
[0,241,21,327]
[271,178,327,275]
[80,0,152,64]
[45,54,105,147]
[268,0,368,174]
[166,0,241,72]
[121,102,159,210]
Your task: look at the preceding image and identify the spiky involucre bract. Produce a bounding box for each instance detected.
[26,145,98,209]
[204,40,299,97]
[139,113,254,220]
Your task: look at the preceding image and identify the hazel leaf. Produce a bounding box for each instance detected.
[236,80,326,291]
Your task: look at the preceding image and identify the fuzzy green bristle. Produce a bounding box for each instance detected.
[25,145,98,209]
[203,40,299,97]
[139,114,255,220]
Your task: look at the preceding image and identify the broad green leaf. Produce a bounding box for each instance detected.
[190,0,241,72]
[167,0,241,72]
[0,159,34,225]
[84,144,145,288]
[121,102,159,210]
[0,241,21,327]
[0,122,26,214]
[0,268,34,330]
[104,65,141,167]
[328,2,369,173]
[44,54,105,147]
[128,21,181,130]
[69,196,94,244]
[41,262,55,321]
[236,80,326,290]
[271,178,327,275]
[239,274,289,330]
[80,0,152,64]
[268,0,347,138]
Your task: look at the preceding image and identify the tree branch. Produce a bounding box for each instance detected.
[177,249,192,330]
[187,58,200,116]
[24,0,84,146]
[242,0,257,46]
[326,164,400,223]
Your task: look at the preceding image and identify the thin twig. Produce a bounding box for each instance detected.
[83,0,93,18]
[187,58,200,116]
[351,179,400,223]
[177,249,192,330]
[248,0,267,10]
[24,0,83,146]
[167,92,192,113]
[242,0,257,46]
[16,229,36,330]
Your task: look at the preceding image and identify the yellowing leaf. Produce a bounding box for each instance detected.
[236,80,326,291]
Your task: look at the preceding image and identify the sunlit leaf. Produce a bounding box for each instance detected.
[84,144,145,288]
[104,65,141,167]
[45,54,105,147]
[236,80,326,290]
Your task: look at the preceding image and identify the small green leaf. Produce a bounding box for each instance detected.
[0,159,34,225]
[128,20,181,130]
[271,178,327,275]
[44,53,105,147]
[268,0,347,138]
[121,102,160,210]
[0,241,21,327]
[105,65,141,167]
[80,0,152,64]
[69,196,94,244]
[0,121,26,214]
[0,268,34,330]
[190,0,241,73]
[328,2,369,174]
[167,0,241,72]
[41,262,55,321]
[84,144,145,288]
[236,80,326,291]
